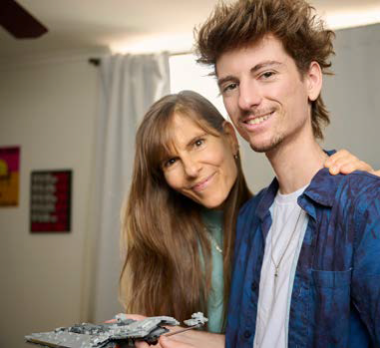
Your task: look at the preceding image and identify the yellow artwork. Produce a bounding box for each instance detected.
[0,147,20,207]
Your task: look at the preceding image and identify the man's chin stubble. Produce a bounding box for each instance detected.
[249,135,284,153]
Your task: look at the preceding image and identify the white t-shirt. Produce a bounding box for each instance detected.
[253,185,309,348]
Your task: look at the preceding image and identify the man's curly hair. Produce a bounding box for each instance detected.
[195,0,335,139]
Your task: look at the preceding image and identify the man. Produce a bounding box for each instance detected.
[140,1,380,347]
[193,0,380,347]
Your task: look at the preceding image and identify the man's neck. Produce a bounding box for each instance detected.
[266,131,328,195]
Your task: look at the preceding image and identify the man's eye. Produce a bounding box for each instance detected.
[261,71,275,79]
[222,83,237,94]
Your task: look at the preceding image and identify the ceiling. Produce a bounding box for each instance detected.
[1,0,380,63]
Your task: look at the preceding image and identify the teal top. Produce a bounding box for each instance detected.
[201,209,225,334]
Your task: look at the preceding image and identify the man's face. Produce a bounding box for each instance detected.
[216,35,318,153]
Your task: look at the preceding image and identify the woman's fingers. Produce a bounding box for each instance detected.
[105,313,147,323]
[325,149,373,175]
[122,313,147,320]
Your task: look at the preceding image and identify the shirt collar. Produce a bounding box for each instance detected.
[256,177,279,220]
[256,167,343,220]
[302,167,343,207]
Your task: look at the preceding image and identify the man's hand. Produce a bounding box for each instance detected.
[158,336,197,347]
[135,330,225,348]
[135,336,195,348]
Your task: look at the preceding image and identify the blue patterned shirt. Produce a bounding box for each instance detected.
[226,168,380,348]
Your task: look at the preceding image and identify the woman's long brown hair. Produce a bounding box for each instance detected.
[119,90,252,325]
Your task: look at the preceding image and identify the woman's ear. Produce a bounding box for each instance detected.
[306,61,323,102]
[223,121,239,154]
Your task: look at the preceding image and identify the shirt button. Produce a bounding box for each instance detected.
[244,330,252,339]
[251,282,258,291]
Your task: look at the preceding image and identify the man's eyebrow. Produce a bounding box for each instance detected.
[252,60,283,72]
[217,60,283,87]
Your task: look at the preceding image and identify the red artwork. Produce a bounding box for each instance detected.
[30,170,72,233]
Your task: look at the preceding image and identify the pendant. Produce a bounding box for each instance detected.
[273,267,279,297]
[275,267,279,278]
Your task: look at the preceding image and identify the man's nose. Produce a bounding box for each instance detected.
[238,80,262,111]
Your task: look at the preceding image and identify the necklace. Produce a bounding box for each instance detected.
[206,230,223,254]
[270,207,302,280]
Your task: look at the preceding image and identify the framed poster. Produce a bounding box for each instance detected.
[0,146,20,207]
[30,170,72,233]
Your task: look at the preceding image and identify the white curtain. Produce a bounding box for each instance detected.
[90,53,170,322]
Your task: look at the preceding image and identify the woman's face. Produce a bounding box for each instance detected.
[162,113,239,209]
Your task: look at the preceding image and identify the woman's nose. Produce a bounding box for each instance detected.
[183,157,201,178]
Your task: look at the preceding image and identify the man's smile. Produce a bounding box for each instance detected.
[241,109,275,130]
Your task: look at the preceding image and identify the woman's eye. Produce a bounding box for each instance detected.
[194,139,205,147]
[164,158,177,168]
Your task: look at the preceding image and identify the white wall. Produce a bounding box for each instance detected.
[0,55,99,347]
[324,23,380,170]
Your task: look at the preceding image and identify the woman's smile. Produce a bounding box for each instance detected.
[191,172,216,192]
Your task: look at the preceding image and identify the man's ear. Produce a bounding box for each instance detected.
[306,61,323,102]
[223,121,239,154]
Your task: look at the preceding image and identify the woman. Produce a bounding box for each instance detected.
[119,90,376,337]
